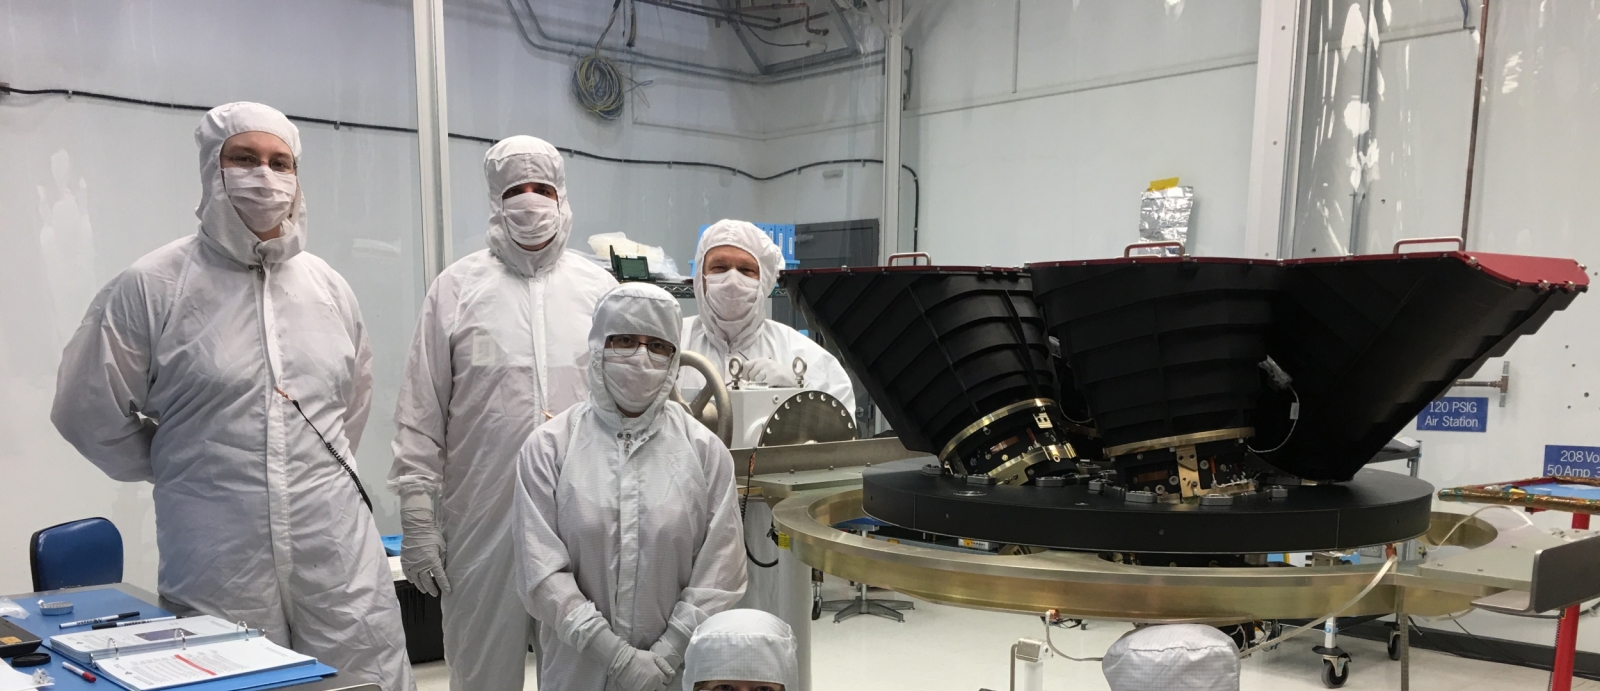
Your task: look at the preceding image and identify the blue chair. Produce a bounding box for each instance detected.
[29,518,123,592]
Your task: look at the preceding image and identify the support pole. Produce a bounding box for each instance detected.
[414,0,453,282]
[1398,588,1410,691]
[1552,512,1590,691]
[1552,606,1579,691]
[879,0,905,263]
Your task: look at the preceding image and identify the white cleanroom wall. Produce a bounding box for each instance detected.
[443,1,764,268]
[444,0,887,268]
[764,0,1265,266]
[0,0,427,595]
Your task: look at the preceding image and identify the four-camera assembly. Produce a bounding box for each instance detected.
[771,245,1588,615]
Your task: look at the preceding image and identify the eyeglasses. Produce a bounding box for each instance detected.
[224,152,296,174]
[606,334,676,358]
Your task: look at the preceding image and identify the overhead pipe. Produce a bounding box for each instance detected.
[507,0,879,84]
[641,0,836,36]
[633,0,783,27]
[742,3,833,35]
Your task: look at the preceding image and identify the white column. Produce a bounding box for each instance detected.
[413,0,453,281]
[879,0,905,264]
[1242,0,1303,260]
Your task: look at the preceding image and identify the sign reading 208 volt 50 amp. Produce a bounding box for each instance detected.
[1545,446,1600,478]
[1415,397,1488,432]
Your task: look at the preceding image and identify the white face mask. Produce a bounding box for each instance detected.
[502,192,561,248]
[223,166,298,233]
[603,347,670,415]
[703,270,761,323]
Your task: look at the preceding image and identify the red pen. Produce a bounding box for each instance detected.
[61,661,97,683]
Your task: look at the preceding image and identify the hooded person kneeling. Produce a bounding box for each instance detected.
[682,609,798,691]
[1101,624,1241,691]
[512,283,749,691]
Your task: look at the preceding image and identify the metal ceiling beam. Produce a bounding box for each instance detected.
[718,0,771,74]
[828,0,863,54]
[763,46,859,73]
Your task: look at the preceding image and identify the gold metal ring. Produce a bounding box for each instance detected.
[938,398,1058,462]
[774,487,1497,621]
[1102,427,1256,458]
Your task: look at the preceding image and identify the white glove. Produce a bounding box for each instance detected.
[605,639,672,691]
[569,605,670,691]
[744,358,798,388]
[648,637,684,675]
[399,492,451,597]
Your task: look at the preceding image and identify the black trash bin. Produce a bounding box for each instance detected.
[394,579,445,664]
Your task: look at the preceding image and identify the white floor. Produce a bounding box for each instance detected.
[413,576,1595,691]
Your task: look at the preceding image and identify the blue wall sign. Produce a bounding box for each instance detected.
[1415,397,1488,432]
[1544,445,1600,478]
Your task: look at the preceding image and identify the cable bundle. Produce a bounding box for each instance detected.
[572,52,626,120]
[573,0,630,121]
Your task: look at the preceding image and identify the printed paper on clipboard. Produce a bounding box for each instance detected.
[92,636,316,691]
[50,616,244,666]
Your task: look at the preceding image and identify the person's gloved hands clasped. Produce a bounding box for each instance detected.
[399,491,451,597]
[743,357,798,388]
[648,638,684,677]
[589,627,671,691]
[610,647,673,691]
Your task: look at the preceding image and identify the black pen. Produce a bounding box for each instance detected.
[59,611,141,629]
[91,615,177,630]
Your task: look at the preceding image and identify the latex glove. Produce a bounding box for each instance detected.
[648,638,684,675]
[579,619,671,691]
[608,646,672,691]
[399,492,451,597]
[744,358,798,388]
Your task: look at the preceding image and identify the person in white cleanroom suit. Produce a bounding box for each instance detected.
[388,135,616,691]
[1101,624,1241,691]
[678,219,854,410]
[514,283,748,691]
[678,219,855,619]
[51,102,414,691]
[682,609,798,691]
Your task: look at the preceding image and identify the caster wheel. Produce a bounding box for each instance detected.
[811,598,822,621]
[1388,632,1402,661]
[1321,657,1350,688]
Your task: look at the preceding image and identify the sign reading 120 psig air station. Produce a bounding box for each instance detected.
[1415,397,1488,433]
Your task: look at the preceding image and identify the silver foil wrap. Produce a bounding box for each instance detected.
[1138,185,1194,255]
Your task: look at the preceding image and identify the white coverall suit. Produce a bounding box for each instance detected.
[389,136,616,691]
[513,283,748,691]
[678,220,855,620]
[51,102,414,691]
